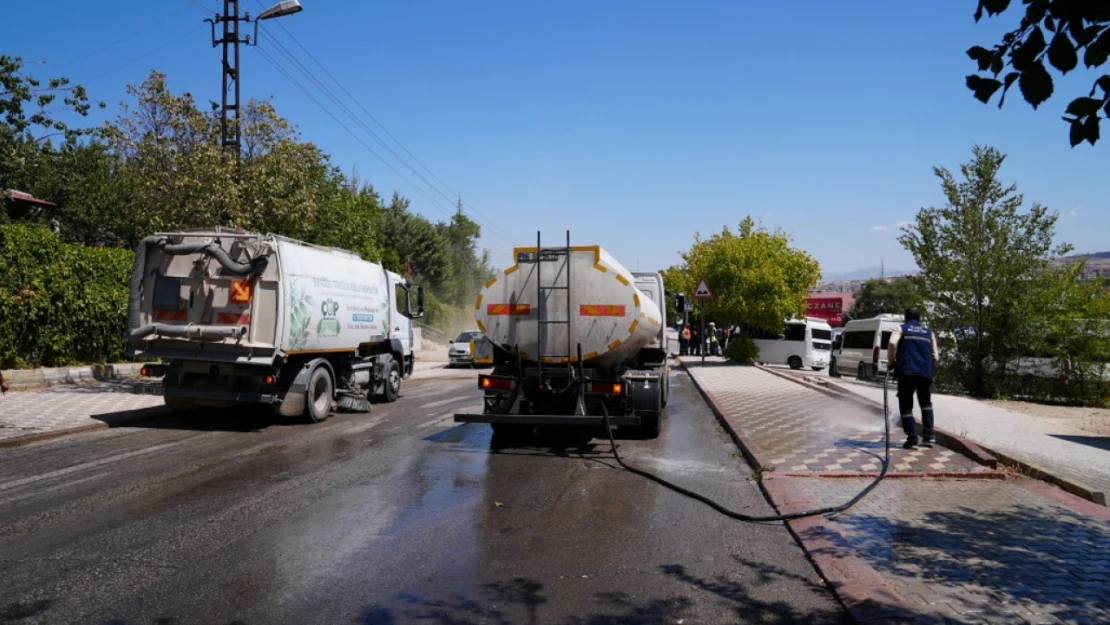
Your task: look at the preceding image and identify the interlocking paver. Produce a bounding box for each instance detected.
[0,382,164,442]
[820,375,1110,499]
[685,361,985,474]
[784,476,1110,624]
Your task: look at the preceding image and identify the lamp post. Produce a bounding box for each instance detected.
[205,0,303,158]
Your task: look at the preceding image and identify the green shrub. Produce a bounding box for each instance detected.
[724,335,759,364]
[0,224,133,368]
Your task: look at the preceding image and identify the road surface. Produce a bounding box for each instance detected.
[0,370,849,624]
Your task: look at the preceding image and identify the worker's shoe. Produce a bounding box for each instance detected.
[902,437,919,450]
[919,437,935,448]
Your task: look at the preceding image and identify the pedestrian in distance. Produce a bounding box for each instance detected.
[887,307,940,449]
[708,322,719,356]
[691,328,701,355]
[680,325,691,356]
[720,325,729,352]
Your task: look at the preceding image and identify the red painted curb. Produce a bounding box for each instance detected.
[0,407,169,450]
[776,469,1006,480]
[1016,479,1110,522]
[762,478,917,623]
[679,361,777,473]
[761,366,1000,470]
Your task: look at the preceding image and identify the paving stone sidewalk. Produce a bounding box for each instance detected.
[783,476,1110,624]
[684,360,988,475]
[0,382,166,444]
[820,375,1110,499]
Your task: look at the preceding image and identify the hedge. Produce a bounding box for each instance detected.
[0,224,133,368]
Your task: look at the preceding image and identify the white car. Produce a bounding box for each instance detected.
[448,331,485,367]
[831,314,905,380]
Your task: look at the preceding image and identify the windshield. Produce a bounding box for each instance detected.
[454,331,483,343]
[811,328,832,341]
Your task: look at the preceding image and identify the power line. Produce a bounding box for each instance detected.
[250,0,517,245]
[257,11,515,244]
[82,23,208,84]
[254,45,497,238]
[57,6,195,70]
[254,24,518,247]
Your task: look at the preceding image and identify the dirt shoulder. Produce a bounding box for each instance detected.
[981,398,1110,437]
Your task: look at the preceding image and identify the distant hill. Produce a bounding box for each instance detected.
[821,267,917,282]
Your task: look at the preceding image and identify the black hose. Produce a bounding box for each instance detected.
[128,235,164,333]
[161,241,268,276]
[599,373,891,522]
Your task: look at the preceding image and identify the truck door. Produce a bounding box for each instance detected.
[389,274,413,356]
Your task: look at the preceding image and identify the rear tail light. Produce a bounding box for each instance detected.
[586,381,624,395]
[873,346,880,366]
[141,364,165,378]
[479,375,517,392]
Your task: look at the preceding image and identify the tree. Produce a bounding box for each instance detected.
[668,217,821,333]
[846,276,924,321]
[379,192,453,290]
[104,71,322,237]
[899,145,1070,397]
[437,198,493,308]
[1,55,104,226]
[965,0,1110,146]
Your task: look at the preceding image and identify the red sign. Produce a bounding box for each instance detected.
[806,297,844,326]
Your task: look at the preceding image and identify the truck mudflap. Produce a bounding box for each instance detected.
[453,413,641,426]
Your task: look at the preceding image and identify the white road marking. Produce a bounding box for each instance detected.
[0,441,184,493]
[0,471,112,504]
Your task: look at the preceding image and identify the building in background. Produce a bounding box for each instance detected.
[806,292,855,327]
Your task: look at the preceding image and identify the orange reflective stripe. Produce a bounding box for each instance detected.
[487,304,531,315]
[579,305,626,316]
[153,309,186,321]
[216,312,251,324]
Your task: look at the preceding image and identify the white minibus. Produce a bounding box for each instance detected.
[831,314,904,380]
[752,318,834,370]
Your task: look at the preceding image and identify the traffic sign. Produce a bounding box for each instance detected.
[693,278,713,299]
[684,301,694,312]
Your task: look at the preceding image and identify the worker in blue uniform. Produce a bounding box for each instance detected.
[886,307,940,449]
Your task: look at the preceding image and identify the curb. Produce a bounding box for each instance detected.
[760,366,1000,470]
[0,406,169,450]
[805,372,1108,508]
[776,469,1005,480]
[762,477,917,623]
[1,363,144,392]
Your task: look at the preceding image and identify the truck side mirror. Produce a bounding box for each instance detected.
[416,286,425,318]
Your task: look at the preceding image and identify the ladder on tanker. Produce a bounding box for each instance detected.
[535,230,573,387]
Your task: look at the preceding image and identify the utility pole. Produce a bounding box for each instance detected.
[207,1,250,160]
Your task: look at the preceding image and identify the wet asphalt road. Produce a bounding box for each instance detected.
[0,370,850,625]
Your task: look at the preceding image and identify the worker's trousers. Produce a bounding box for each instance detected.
[897,373,934,441]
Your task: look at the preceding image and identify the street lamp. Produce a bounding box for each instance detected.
[253,0,303,43]
[204,0,304,156]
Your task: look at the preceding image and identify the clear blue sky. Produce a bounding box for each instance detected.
[7,0,1108,276]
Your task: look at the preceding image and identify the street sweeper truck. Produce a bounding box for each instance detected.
[127,228,423,422]
[454,232,669,438]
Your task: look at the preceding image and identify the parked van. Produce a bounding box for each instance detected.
[752,318,834,370]
[831,314,904,380]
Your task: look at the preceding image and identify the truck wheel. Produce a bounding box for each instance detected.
[305,366,333,423]
[857,362,868,381]
[660,373,669,408]
[829,359,840,377]
[382,358,402,403]
[638,414,660,440]
[788,356,803,370]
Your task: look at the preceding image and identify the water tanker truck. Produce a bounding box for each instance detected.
[454,233,669,438]
[126,228,424,422]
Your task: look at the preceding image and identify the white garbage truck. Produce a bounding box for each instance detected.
[454,232,669,438]
[126,228,424,422]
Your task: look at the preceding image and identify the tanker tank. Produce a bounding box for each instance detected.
[475,245,662,369]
